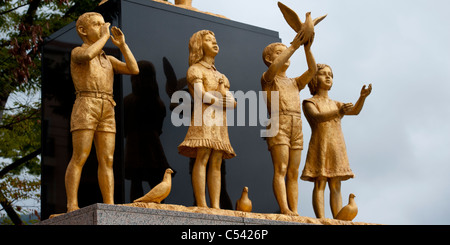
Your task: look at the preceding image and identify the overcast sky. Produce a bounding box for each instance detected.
[172,0,450,225]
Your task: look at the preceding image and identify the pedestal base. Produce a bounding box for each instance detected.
[37,203,378,225]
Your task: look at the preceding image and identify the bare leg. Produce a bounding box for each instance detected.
[207,150,223,209]
[192,148,212,208]
[65,130,95,212]
[312,177,327,218]
[94,131,116,205]
[270,145,295,215]
[328,177,342,218]
[287,149,301,215]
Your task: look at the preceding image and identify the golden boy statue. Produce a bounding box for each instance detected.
[261,31,316,215]
[65,12,139,212]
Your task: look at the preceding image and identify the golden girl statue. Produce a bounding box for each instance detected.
[178,30,236,209]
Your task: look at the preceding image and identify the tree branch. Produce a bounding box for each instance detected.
[0,107,40,130]
[0,3,30,16]
[0,147,41,179]
[0,190,23,225]
[23,0,42,25]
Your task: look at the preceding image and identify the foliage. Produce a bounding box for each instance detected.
[1,96,41,175]
[0,0,103,225]
[1,0,98,96]
[0,174,41,225]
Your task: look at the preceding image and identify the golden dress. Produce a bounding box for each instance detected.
[178,61,235,159]
[301,96,354,181]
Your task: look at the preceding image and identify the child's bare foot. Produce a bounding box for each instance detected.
[67,205,80,213]
[281,209,298,216]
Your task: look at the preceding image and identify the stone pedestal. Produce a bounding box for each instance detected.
[38,203,306,225]
[38,203,377,225]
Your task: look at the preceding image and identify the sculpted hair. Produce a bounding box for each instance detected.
[262,42,286,67]
[308,63,333,95]
[189,30,215,66]
[76,12,103,39]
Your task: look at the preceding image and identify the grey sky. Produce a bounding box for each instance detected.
[180,0,450,225]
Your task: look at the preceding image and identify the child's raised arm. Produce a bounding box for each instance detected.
[295,37,317,89]
[345,84,372,115]
[263,31,305,82]
[109,26,139,75]
[304,101,352,123]
[72,23,111,63]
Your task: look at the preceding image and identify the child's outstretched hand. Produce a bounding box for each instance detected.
[360,83,372,98]
[111,26,126,47]
[291,30,307,49]
[304,32,315,50]
[339,103,354,115]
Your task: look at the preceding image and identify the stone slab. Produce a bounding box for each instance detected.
[37,203,311,225]
[37,203,378,225]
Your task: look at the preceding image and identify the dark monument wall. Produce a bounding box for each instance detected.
[42,0,281,219]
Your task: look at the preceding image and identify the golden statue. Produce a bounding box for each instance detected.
[335,193,358,221]
[235,186,252,213]
[261,26,317,215]
[65,12,139,213]
[133,168,174,204]
[178,30,237,209]
[301,64,372,219]
[175,0,192,7]
[277,2,327,46]
[151,0,194,9]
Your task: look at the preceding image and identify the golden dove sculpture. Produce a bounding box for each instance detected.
[335,193,358,221]
[277,2,327,44]
[236,186,252,212]
[133,168,174,204]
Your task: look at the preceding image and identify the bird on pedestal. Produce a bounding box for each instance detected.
[133,168,174,204]
[335,193,358,221]
[236,186,252,212]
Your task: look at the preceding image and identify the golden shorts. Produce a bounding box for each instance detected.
[266,114,303,150]
[70,96,116,133]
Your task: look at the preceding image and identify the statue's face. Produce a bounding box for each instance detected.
[316,66,333,90]
[84,15,105,43]
[267,44,290,67]
[202,33,219,57]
